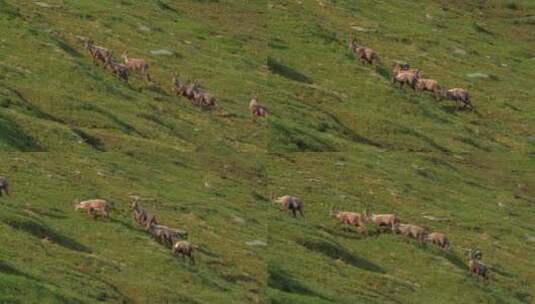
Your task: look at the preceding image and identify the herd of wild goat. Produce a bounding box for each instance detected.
[349,34,474,111]
[0,33,487,277]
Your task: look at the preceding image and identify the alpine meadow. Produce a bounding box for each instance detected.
[0,1,534,303]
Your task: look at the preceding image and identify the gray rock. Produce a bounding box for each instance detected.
[453,48,467,56]
[34,2,52,7]
[232,216,245,224]
[467,72,489,79]
[246,240,267,247]
[150,49,174,56]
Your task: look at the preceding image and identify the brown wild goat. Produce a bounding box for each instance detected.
[173,241,199,264]
[148,223,188,248]
[349,34,379,65]
[426,232,449,250]
[84,39,111,66]
[396,223,427,241]
[416,78,441,100]
[392,63,422,90]
[365,211,400,233]
[444,88,473,111]
[0,177,9,196]
[330,207,368,235]
[468,249,488,279]
[74,199,110,219]
[131,200,158,229]
[104,54,129,82]
[249,95,268,121]
[121,51,151,81]
[274,195,304,218]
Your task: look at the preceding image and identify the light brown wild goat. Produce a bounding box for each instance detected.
[330,207,368,235]
[396,223,427,241]
[365,211,400,233]
[392,63,422,90]
[249,95,268,122]
[274,195,304,218]
[444,88,473,111]
[121,51,151,81]
[84,39,111,66]
[173,241,199,264]
[348,34,379,65]
[104,54,129,82]
[415,78,441,100]
[74,199,110,219]
[0,176,10,197]
[426,232,449,250]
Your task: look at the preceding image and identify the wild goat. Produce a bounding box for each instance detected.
[426,232,449,250]
[0,177,10,196]
[172,76,216,108]
[349,34,379,65]
[173,241,198,264]
[249,95,268,121]
[74,199,110,219]
[392,63,422,90]
[131,200,158,229]
[365,211,399,233]
[468,249,488,279]
[84,39,111,66]
[104,54,129,82]
[396,223,427,241]
[330,207,368,235]
[121,51,151,81]
[444,88,473,111]
[148,223,188,248]
[274,195,304,218]
[416,78,441,100]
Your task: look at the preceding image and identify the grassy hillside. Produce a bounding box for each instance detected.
[1,0,534,303]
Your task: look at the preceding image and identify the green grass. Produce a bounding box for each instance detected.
[1,0,534,303]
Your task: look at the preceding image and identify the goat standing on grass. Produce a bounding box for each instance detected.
[392,63,422,90]
[173,241,199,264]
[249,95,268,122]
[416,78,441,100]
[0,177,9,196]
[121,51,151,82]
[365,211,399,233]
[84,39,111,66]
[274,195,304,218]
[74,199,110,220]
[444,88,474,111]
[349,34,379,65]
[131,200,158,229]
[104,54,129,82]
[468,249,488,279]
[330,207,368,235]
[426,232,449,250]
[148,223,188,248]
[396,223,427,241]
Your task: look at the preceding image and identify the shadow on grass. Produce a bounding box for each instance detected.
[268,57,312,84]
[297,239,385,273]
[71,128,106,151]
[5,219,91,253]
[268,264,331,301]
[0,261,36,280]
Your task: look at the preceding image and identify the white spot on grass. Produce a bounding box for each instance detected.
[150,49,174,56]
[350,26,375,32]
[138,25,151,32]
[34,1,52,8]
[453,48,467,56]
[232,216,245,224]
[467,72,489,79]
[246,240,267,247]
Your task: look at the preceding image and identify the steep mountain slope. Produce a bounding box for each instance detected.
[1,0,534,303]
